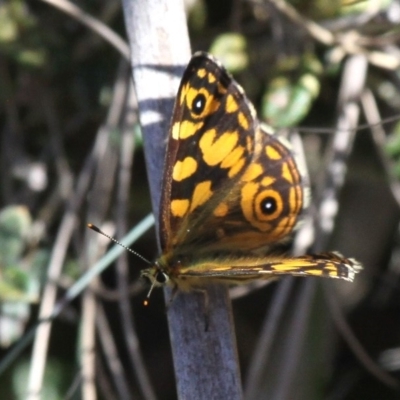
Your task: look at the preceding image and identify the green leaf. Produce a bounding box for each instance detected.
[210,33,248,74]
[261,53,322,127]
[12,358,71,400]
[0,206,31,267]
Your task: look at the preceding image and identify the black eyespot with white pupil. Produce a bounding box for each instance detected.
[260,196,278,215]
[155,271,168,284]
[192,93,206,115]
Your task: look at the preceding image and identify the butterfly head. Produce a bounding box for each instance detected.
[140,260,172,304]
[141,262,170,287]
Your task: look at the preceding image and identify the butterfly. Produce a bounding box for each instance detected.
[137,52,362,297]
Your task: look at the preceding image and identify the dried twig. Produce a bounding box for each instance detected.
[259,0,400,69]
[244,278,294,399]
[96,304,132,399]
[26,47,131,398]
[40,0,129,59]
[114,63,157,400]
[361,89,400,207]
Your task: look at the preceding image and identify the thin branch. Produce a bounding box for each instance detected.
[25,125,109,400]
[115,66,157,399]
[40,0,130,59]
[261,0,400,69]
[0,59,23,204]
[0,214,155,379]
[79,59,133,400]
[314,54,368,249]
[310,55,398,390]
[361,89,400,207]
[272,279,317,400]
[245,55,370,399]
[26,51,133,397]
[96,304,132,400]
[324,283,399,389]
[244,278,294,399]
[81,290,97,399]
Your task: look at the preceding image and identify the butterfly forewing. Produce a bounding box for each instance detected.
[160,53,307,254]
[160,53,257,252]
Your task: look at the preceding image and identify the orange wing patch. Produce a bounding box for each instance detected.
[199,130,239,165]
[171,199,190,217]
[266,145,282,160]
[190,181,213,212]
[213,202,229,217]
[173,120,204,140]
[238,112,249,129]
[226,94,239,113]
[173,157,198,181]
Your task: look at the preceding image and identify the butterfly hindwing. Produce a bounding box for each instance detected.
[189,127,306,253]
[173,252,361,283]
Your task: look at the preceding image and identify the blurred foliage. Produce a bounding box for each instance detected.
[209,33,249,73]
[289,0,392,19]
[385,121,400,178]
[11,357,71,400]
[261,52,322,127]
[0,0,47,67]
[0,205,45,346]
[1,0,400,399]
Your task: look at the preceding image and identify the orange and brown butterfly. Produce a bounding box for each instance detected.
[91,52,361,298]
[135,51,362,296]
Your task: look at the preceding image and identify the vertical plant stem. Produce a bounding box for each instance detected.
[81,290,97,400]
[115,71,157,400]
[314,55,368,250]
[121,1,243,398]
[244,277,294,399]
[96,305,132,399]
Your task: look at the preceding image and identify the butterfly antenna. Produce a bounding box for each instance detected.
[87,223,152,265]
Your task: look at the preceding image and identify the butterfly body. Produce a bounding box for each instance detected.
[141,52,361,294]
